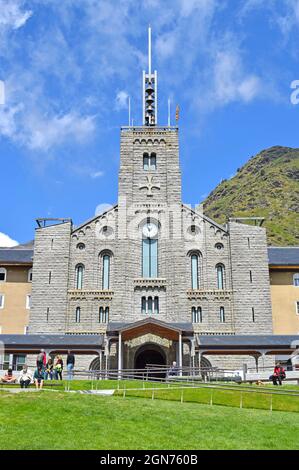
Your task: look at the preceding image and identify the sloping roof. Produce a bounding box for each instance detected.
[268,247,299,266]
[0,334,103,351]
[108,320,193,333]
[0,249,33,264]
[197,335,299,349]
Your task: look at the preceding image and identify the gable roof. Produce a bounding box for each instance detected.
[268,247,299,266]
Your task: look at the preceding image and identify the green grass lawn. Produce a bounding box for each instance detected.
[0,391,298,450]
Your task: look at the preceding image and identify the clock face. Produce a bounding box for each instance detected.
[142,222,158,238]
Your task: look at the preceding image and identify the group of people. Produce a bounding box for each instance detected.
[0,350,76,390]
[270,363,286,386]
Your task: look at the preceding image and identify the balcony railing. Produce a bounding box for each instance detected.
[187,289,233,300]
[68,290,114,300]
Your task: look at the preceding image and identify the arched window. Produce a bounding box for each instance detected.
[148,296,153,315]
[28,268,33,283]
[192,307,202,323]
[191,255,199,290]
[141,297,146,314]
[154,296,159,314]
[143,152,156,170]
[0,267,7,282]
[99,307,109,323]
[102,255,110,290]
[143,153,149,170]
[142,221,158,278]
[216,264,225,290]
[75,307,81,323]
[294,273,299,287]
[75,265,84,289]
[220,306,225,323]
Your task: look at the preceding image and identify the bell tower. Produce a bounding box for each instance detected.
[118,27,182,208]
[143,26,158,126]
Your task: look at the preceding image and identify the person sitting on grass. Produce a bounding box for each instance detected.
[18,365,33,389]
[0,368,16,384]
[34,367,44,390]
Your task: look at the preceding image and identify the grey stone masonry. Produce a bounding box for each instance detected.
[29,222,72,334]
[228,221,273,334]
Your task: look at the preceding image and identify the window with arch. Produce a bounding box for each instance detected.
[191,254,199,290]
[294,273,299,287]
[28,268,33,283]
[0,267,7,282]
[143,152,156,170]
[192,306,202,323]
[142,220,158,278]
[216,264,225,290]
[75,307,81,323]
[141,296,159,315]
[100,252,112,290]
[75,264,84,289]
[99,307,109,323]
[220,306,225,323]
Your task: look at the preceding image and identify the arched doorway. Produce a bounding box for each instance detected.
[134,344,166,377]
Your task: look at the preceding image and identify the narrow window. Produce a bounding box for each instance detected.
[150,153,157,170]
[198,307,202,323]
[46,307,49,322]
[75,307,81,323]
[102,255,110,289]
[296,302,299,315]
[249,270,253,283]
[293,274,299,287]
[99,307,104,323]
[141,297,146,314]
[51,238,54,250]
[0,268,7,282]
[192,307,197,323]
[252,307,255,323]
[148,296,153,315]
[48,271,52,285]
[76,265,84,289]
[28,268,33,283]
[247,237,250,249]
[0,294,5,309]
[105,307,109,323]
[220,307,225,323]
[154,296,159,314]
[143,153,149,170]
[191,255,199,290]
[216,265,224,290]
[142,238,158,278]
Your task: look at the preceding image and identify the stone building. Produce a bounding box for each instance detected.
[28,29,273,372]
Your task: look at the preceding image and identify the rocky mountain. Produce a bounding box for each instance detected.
[203,146,299,246]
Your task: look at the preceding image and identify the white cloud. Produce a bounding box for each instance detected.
[115,90,129,111]
[179,0,216,18]
[90,170,104,179]
[0,0,32,30]
[0,232,18,247]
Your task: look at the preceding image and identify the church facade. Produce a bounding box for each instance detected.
[29,30,273,372]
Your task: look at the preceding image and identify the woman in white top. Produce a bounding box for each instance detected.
[18,365,33,389]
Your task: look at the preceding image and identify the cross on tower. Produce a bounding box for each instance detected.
[139,175,160,197]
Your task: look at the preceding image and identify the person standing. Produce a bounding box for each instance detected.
[18,365,32,389]
[44,358,54,380]
[66,351,75,380]
[33,367,44,390]
[36,350,45,370]
[54,355,63,380]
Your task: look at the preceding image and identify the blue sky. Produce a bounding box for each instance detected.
[0,0,299,246]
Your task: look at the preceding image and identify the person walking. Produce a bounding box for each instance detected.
[44,358,54,380]
[18,365,32,389]
[33,367,44,390]
[66,351,75,380]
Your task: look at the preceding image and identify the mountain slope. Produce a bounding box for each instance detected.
[203,146,299,246]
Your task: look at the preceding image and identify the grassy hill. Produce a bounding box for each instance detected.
[203,146,299,246]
